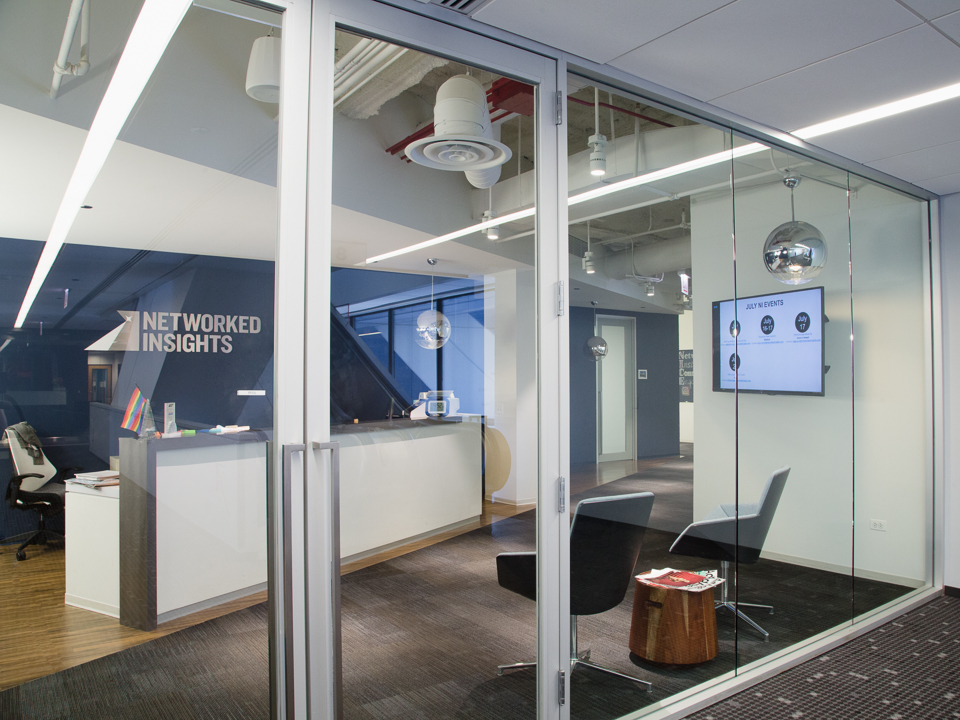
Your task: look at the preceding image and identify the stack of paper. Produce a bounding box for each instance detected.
[66,470,120,488]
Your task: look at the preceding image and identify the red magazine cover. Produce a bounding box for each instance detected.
[650,571,707,588]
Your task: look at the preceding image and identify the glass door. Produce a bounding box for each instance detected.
[596,316,636,463]
[0,2,306,719]
[302,3,562,718]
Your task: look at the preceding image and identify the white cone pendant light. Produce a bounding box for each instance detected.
[405,75,512,189]
[246,36,281,103]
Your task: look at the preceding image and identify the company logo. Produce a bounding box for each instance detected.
[86,311,262,354]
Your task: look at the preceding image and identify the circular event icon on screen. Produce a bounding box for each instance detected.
[729,320,740,337]
[761,315,775,335]
[795,311,811,333]
[729,353,740,371]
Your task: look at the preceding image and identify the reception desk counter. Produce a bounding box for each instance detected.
[119,433,268,631]
[332,418,483,562]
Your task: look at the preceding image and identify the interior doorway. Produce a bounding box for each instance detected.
[596,315,636,462]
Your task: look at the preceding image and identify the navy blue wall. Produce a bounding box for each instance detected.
[569,307,680,464]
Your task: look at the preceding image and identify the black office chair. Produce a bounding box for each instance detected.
[4,424,79,561]
[496,492,655,691]
[668,466,790,640]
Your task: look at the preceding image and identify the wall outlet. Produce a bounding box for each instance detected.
[869,519,887,532]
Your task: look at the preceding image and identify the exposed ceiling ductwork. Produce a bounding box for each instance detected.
[602,236,692,280]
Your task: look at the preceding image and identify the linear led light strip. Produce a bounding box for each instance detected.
[14,0,193,328]
[366,79,960,265]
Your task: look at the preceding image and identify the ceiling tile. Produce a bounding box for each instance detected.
[712,25,960,131]
[933,9,960,41]
[608,0,920,101]
[917,171,960,194]
[867,139,960,181]
[472,0,733,64]
[806,97,960,164]
[899,0,960,20]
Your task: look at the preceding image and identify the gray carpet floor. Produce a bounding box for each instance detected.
[0,455,918,719]
[688,595,960,720]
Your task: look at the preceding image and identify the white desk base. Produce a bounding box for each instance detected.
[65,484,120,618]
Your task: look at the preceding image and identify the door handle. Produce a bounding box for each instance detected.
[311,441,342,720]
[275,443,303,720]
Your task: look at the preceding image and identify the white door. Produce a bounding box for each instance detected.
[597,316,636,462]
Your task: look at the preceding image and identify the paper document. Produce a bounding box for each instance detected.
[67,470,120,489]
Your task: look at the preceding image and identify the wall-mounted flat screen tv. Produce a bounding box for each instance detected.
[712,286,824,396]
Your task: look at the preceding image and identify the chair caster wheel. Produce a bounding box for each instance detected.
[16,550,26,561]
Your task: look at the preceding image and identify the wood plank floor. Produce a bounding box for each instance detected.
[0,542,265,692]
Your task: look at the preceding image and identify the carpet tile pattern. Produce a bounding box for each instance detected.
[689,596,959,720]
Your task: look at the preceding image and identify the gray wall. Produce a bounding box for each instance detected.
[569,307,680,464]
[940,192,960,590]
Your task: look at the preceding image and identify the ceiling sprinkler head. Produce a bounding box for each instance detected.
[782,175,801,189]
[427,258,438,266]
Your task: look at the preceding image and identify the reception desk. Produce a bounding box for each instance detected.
[333,418,483,562]
[74,421,479,630]
[119,433,268,631]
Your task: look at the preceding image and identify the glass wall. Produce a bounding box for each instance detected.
[562,74,932,719]
[330,30,540,719]
[565,78,738,716]
[0,3,280,715]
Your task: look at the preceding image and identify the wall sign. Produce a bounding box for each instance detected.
[679,349,694,402]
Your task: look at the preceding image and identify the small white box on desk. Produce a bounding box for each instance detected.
[65,483,120,617]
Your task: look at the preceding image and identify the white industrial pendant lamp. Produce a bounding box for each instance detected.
[588,87,608,177]
[405,74,512,189]
[245,34,281,103]
[762,176,827,285]
[483,189,499,240]
[582,220,596,274]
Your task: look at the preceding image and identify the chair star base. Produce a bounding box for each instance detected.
[497,616,652,692]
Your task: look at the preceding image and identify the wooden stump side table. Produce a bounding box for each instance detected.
[628,578,719,665]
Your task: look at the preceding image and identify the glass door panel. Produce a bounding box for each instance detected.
[0,1,281,716]
[564,76,737,718]
[330,30,542,720]
[732,141,854,668]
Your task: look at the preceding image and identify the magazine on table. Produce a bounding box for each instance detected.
[636,568,725,592]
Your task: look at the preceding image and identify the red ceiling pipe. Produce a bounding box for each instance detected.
[567,95,673,128]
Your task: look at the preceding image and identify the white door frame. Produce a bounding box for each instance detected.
[595,315,637,463]
[299,2,566,718]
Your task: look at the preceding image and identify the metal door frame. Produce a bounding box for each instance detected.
[299,2,567,718]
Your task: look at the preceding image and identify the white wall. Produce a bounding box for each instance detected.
[691,173,929,585]
[678,310,694,444]
[940,192,960,589]
[486,269,538,505]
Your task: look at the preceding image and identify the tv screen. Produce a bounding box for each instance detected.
[712,286,824,396]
